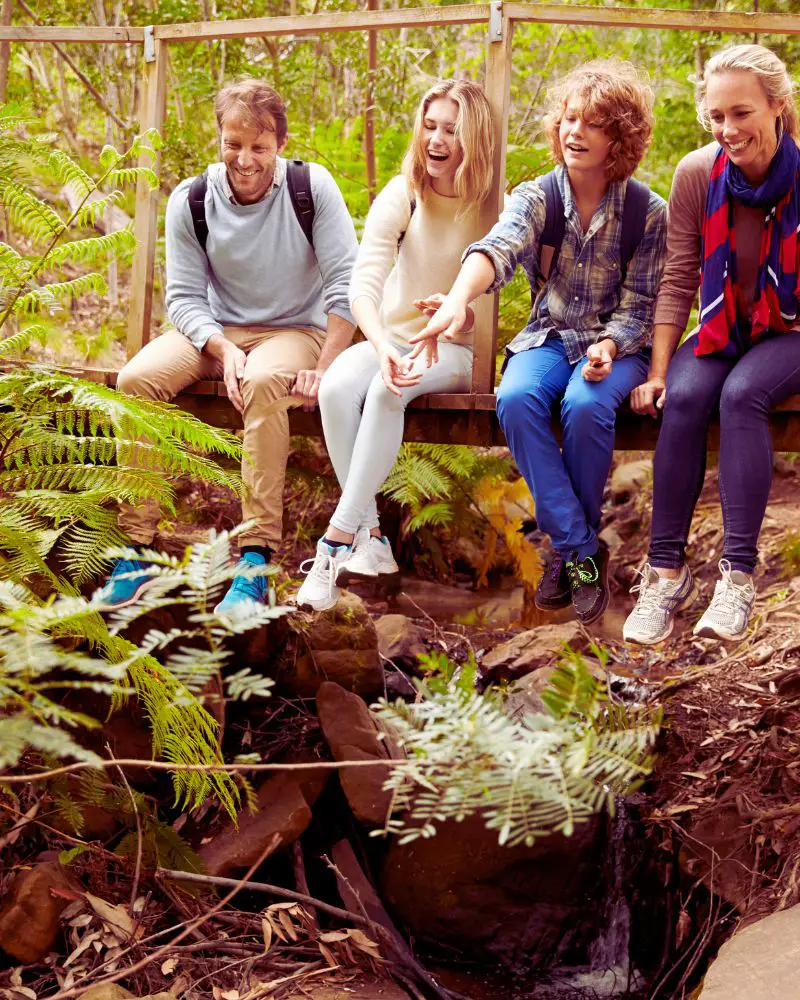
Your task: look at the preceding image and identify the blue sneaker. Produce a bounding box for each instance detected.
[94,558,159,609]
[214,552,271,617]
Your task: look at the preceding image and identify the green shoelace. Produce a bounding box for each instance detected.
[566,555,598,588]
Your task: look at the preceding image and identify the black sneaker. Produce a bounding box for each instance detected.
[565,544,610,624]
[535,554,571,610]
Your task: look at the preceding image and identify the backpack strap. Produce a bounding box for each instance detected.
[188,171,209,253]
[286,159,315,247]
[537,169,566,286]
[619,177,650,282]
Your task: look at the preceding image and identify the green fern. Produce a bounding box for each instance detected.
[375,650,661,847]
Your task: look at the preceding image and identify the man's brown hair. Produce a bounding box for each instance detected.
[214,78,288,143]
[543,60,654,183]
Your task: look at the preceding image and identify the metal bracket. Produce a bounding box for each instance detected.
[489,0,503,42]
[144,24,156,62]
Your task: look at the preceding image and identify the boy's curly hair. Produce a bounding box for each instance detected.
[543,60,654,183]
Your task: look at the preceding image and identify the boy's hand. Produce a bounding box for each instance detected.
[631,376,667,417]
[413,293,475,331]
[408,295,468,361]
[582,339,617,382]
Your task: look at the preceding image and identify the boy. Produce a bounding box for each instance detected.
[410,61,667,624]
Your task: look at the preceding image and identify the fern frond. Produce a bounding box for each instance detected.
[13,273,108,315]
[48,149,96,201]
[75,190,124,229]
[2,180,66,242]
[48,229,136,266]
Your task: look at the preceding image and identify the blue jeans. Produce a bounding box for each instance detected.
[649,331,800,573]
[496,338,649,561]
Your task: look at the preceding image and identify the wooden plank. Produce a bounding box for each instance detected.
[472,7,513,395]
[0,25,144,41]
[504,3,800,36]
[154,4,489,41]
[126,38,168,359]
[0,0,12,102]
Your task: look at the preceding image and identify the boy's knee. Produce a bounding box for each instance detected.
[496,382,548,428]
[561,388,614,432]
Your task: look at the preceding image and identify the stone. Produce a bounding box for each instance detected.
[316,682,399,827]
[0,862,79,963]
[698,903,800,999]
[375,613,427,667]
[610,459,652,502]
[380,814,605,966]
[198,764,328,877]
[480,622,588,681]
[506,658,608,722]
[680,795,757,911]
[286,592,384,698]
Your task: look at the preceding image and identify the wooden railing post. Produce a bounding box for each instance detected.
[127,29,167,360]
[472,0,512,395]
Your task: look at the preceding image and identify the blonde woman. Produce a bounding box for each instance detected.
[296,80,494,610]
[624,44,800,644]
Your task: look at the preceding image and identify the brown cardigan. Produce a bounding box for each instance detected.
[654,141,767,331]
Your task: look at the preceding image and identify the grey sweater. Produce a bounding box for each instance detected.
[165,159,358,352]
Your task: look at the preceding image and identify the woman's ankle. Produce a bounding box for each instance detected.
[325,526,354,545]
[653,565,683,580]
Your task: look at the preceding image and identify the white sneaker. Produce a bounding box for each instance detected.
[296,540,352,612]
[336,529,400,586]
[623,563,699,645]
[693,559,755,641]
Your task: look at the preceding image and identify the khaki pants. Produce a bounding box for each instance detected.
[117,326,324,550]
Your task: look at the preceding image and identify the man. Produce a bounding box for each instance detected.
[98,78,358,614]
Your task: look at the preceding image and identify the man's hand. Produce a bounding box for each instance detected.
[292,369,325,412]
[631,375,667,417]
[378,343,422,397]
[205,334,247,414]
[582,339,618,383]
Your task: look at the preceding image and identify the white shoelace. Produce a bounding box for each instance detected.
[630,564,667,615]
[299,548,338,599]
[706,559,754,617]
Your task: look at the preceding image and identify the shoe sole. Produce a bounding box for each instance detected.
[534,592,572,612]
[296,595,339,612]
[623,582,700,645]
[336,567,401,587]
[693,622,748,642]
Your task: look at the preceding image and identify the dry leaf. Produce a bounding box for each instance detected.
[260,918,272,953]
[276,909,298,942]
[0,804,40,852]
[85,893,134,938]
[8,972,22,989]
[318,943,337,968]
[161,958,177,976]
[63,931,101,967]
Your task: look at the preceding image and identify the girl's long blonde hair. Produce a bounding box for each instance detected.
[402,79,494,214]
[696,44,799,141]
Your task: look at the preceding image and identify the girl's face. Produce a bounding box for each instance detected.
[706,69,782,182]
[421,97,463,189]
[559,101,612,178]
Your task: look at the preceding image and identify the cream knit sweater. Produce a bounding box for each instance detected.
[349,174,487,348]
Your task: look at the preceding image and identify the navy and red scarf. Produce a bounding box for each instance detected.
[697,134,800,358]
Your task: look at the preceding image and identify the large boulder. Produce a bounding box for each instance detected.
[0,862,79,963]
[316,681,400,827]
[480,622,588,681]
[286,592,384,698]
[380,814,605,966]
[699,903,800,999]
[374,614,427,667]
[198,764,328,877]
[610,459,652,502]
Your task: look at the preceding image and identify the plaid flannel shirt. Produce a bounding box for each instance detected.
[463,165,667,363]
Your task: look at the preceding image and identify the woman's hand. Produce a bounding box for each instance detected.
[631,376,667,417]
[582,339,617,383]
[378,342,422,397]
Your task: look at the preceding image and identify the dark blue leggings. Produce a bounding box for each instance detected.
[649,331,800,573]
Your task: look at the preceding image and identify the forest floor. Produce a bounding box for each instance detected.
[2,446,799,1000]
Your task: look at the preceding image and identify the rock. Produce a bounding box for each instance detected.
[610,459,652,502]
[375,613,427,667]
[480,622,588,681]
[698,902,800,999]
[199,764,328,877]
[0,862,78,963]
[317,681,399,827]
[680,795,756,911]
[380,814,605,965]
[287,592,384,698]
[598,524,624,552]
[506,657,608,722]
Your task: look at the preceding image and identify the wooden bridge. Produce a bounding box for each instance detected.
[3,2,800,449]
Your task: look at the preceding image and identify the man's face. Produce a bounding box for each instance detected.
[220,110,287,205]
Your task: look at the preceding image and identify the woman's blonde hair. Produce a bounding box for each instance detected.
[543,60,654,183]
[402,79,494,214]
[695,44,799,141]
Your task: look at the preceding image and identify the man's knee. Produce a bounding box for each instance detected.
[242,366,291,400]
[117,359,161,400]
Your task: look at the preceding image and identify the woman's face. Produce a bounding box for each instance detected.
[706,69,783,182]
[421,97,463,188]
[558,101,612,178]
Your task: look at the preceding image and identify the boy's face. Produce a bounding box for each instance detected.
[559,102,611,179]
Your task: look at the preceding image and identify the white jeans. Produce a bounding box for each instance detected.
[318,339,473,535]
